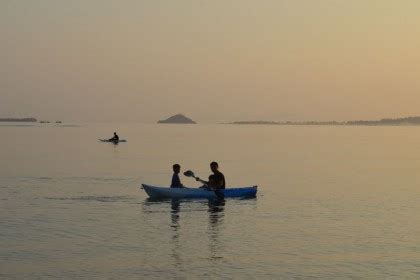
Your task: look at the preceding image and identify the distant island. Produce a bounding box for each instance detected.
[158,114,196,124]
[230,116,420,126]
[0,117,37,122]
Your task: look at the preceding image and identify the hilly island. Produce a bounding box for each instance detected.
[158,114,196,124]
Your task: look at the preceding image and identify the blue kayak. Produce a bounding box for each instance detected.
[141,184,258,199]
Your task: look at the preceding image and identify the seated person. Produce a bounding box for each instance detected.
[109,132,119,142]
[171,164,183,188]
[196,162,225,190]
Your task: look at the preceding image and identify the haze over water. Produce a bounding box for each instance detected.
[1,123,420,279]
[2,1,420,122]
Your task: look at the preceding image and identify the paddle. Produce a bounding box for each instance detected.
[183,170,207,185]
[183,170,224,199]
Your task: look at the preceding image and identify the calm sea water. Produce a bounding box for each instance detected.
[1,123,420,279]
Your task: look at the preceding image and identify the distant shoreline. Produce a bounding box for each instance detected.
[228,116,420,126]
[0,118,37,122]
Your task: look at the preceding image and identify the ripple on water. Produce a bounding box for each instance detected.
[44,195,134,203]
[1,176,138,185]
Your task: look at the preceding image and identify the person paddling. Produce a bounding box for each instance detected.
[196,161,225,189]
[108,132,119,142]
[171,164,183,188]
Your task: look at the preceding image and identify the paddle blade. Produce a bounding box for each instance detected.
[183,170,195,177]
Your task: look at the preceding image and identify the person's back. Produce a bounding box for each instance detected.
[210,162,225,189]
[171,164,183,188]
[213,170,225,189]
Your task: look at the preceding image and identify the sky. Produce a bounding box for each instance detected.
[1,0,420,123]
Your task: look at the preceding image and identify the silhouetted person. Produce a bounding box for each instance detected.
[196,162,225,189]
[109,132,119,142]
[171,164,183,188]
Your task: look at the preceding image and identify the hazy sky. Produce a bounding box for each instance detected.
[1,1,420,122]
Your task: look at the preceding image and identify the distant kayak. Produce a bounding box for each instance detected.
[141,184,258,199]
[99,139,127,143]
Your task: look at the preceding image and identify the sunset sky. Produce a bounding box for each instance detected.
[1,1,420,122]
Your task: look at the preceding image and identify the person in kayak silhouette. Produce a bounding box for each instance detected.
[171,164,184,188]
[196,161,225,189]
[108,132,119,142]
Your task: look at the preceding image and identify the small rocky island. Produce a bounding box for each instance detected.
[158,114,196,124]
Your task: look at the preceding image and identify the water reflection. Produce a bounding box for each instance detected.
[170,199,182,268]
[142,198,185,268]
[142,198,227,264]
[170,199,181,230]
[207,199,225,261]
[208,199,225,224]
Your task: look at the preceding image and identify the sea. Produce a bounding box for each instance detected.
[1,123,420,279]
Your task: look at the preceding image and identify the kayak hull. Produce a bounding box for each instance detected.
[99,139,127,143]
[141,184,257,199]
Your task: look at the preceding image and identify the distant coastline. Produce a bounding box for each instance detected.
[0,117,37,122]
[229,116,420,126]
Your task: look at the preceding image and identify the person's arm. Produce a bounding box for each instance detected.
[195,177,208,185]
[175,174,183,188]
[177,175,183,187]
[171,174,177,187]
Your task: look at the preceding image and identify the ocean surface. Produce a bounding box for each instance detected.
[1,123,420,279]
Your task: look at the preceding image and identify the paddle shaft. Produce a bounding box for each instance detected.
[194,176,208,185]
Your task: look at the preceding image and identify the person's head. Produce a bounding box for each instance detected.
[173,164,181,174]
[210,161,219,173]
[114,132,117,136]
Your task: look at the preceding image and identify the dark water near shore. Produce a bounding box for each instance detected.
[1,123,420,279]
